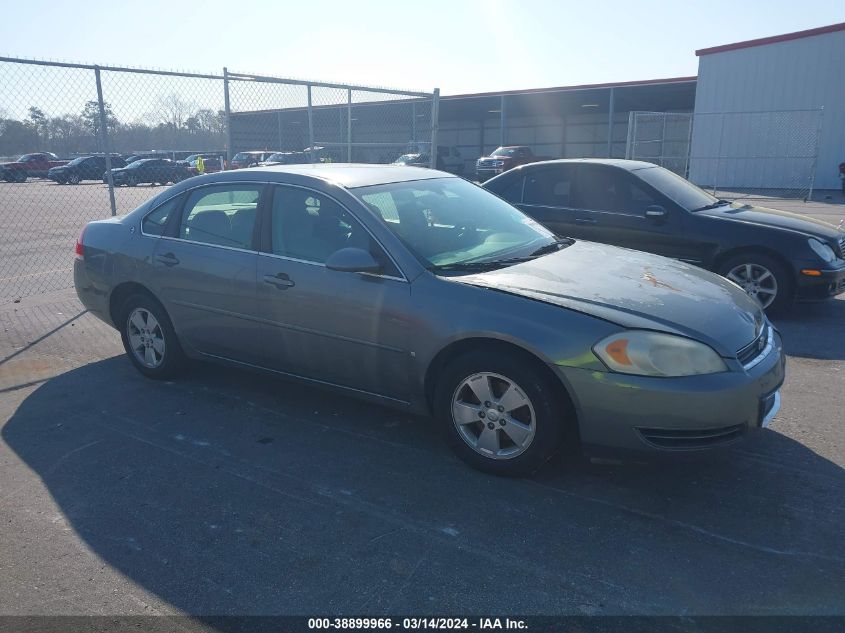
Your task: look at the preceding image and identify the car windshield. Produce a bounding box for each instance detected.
[233,153,253,161]
[267,153,287,162]
[491,148,517,157]
[635,165,722,211]
[127,160,152,168]
[352,177,559,271]
[67,157,88,166]
[395,154,421,163]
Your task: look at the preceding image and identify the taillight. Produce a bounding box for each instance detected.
[75,225,86,259]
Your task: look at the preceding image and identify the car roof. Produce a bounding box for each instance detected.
[525,158,659,171]
[233,163,453,188]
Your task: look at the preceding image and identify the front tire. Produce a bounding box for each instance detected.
[127,174,138,187]
[718,252,793,314]
[118,293,185,379]
[433,350,574,476]
[68,173,80,185]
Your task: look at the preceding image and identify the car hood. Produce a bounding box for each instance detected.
[451,241,764,356]
[700,203,842,240]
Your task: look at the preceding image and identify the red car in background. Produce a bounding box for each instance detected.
[1,152,68,182]
[475,146,551,181]
[230,151,279,169]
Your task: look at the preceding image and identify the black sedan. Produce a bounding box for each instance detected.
[484,159,845,313]
[106,158,189,187]
[48,155,126,184]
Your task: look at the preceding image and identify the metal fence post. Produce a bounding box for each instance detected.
[307,84,315,163]
[714,114,725,196]
[625,111,635,159]
[347,89,353,163]
[223,67,233,168]
[606,87,615,158]
[499,94,506,149]
[94,66,117,217]
[807,106,824,202]
[429,88,440,169]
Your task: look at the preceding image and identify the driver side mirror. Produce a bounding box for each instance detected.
[644,205,668,222]
[325,247,382,274]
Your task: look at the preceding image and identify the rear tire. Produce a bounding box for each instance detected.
[14,171,27,183]
[118,293,185,379]
[433,350,575,476]
[127,174,138,187]
[718,252,793,315]
[68,173,80,185]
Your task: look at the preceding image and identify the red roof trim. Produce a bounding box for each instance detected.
[696,22,845,56]
[442,76,697,99]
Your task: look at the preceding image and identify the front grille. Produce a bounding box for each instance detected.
[637,424,746,450]
[737,325,771,369]
[837,236,845,259]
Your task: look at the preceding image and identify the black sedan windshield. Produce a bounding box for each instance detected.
[352,178,557,269]
[635,165,721,211]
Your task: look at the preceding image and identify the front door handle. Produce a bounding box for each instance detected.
[263,272,295,289]
[574,217,597,225]
[155,252,180,266]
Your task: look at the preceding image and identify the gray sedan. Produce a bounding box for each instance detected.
[74,165,785,475]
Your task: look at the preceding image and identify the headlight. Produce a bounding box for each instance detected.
[808,238,836,263]
[593,331,727,377]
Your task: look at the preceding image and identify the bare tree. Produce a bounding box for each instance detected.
[156,94,197,130]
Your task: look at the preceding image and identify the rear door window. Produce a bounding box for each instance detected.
[524,166,576,207]
[179,186,261,249]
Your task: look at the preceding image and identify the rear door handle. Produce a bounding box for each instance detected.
[574,217,597,225]
[263,273,295,289]
[155,252,180,266]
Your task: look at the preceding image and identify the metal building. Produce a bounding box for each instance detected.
[690,22,845,192]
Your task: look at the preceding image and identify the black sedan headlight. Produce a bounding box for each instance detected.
[807,238,837,263]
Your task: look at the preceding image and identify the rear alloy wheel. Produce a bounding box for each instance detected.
[434,350,573,476]
[119,294,185,379]
[719,253,792,314]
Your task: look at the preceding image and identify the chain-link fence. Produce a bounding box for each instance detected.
[625,111,693,176]
[0,56,437,301]
[626,109,824,201]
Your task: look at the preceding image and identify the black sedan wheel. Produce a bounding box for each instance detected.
[434,349,574,476]
[119,293,185,379]
[68,173,80,185]
[126,174,138,187]
[718,252,792,314]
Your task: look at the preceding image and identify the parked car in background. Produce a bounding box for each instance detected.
[75,164,783,476]
[184,156,225,176]
[258,151,309,166]
[1,152,68,182]
[230,151,279,169]
[839,161,844,193]
[393,146,464,175]
[106,158,189,187]
[48,155,126,184]
[484,159,845,313]
[476,146,549,181]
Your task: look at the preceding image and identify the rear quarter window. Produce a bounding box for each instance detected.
[142,195,183,236]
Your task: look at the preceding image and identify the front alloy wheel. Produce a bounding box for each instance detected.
[719,252,792,314]
[435,350,574,476]
[452,372,536,460]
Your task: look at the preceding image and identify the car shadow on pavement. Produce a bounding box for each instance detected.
[3,356,844,617]
[773,298,845,361]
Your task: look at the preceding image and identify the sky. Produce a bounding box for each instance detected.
[0,0,843,96]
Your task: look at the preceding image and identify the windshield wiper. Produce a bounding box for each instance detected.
[432,239,573,273]
[529,237,573,257]
[691,200,732,212]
